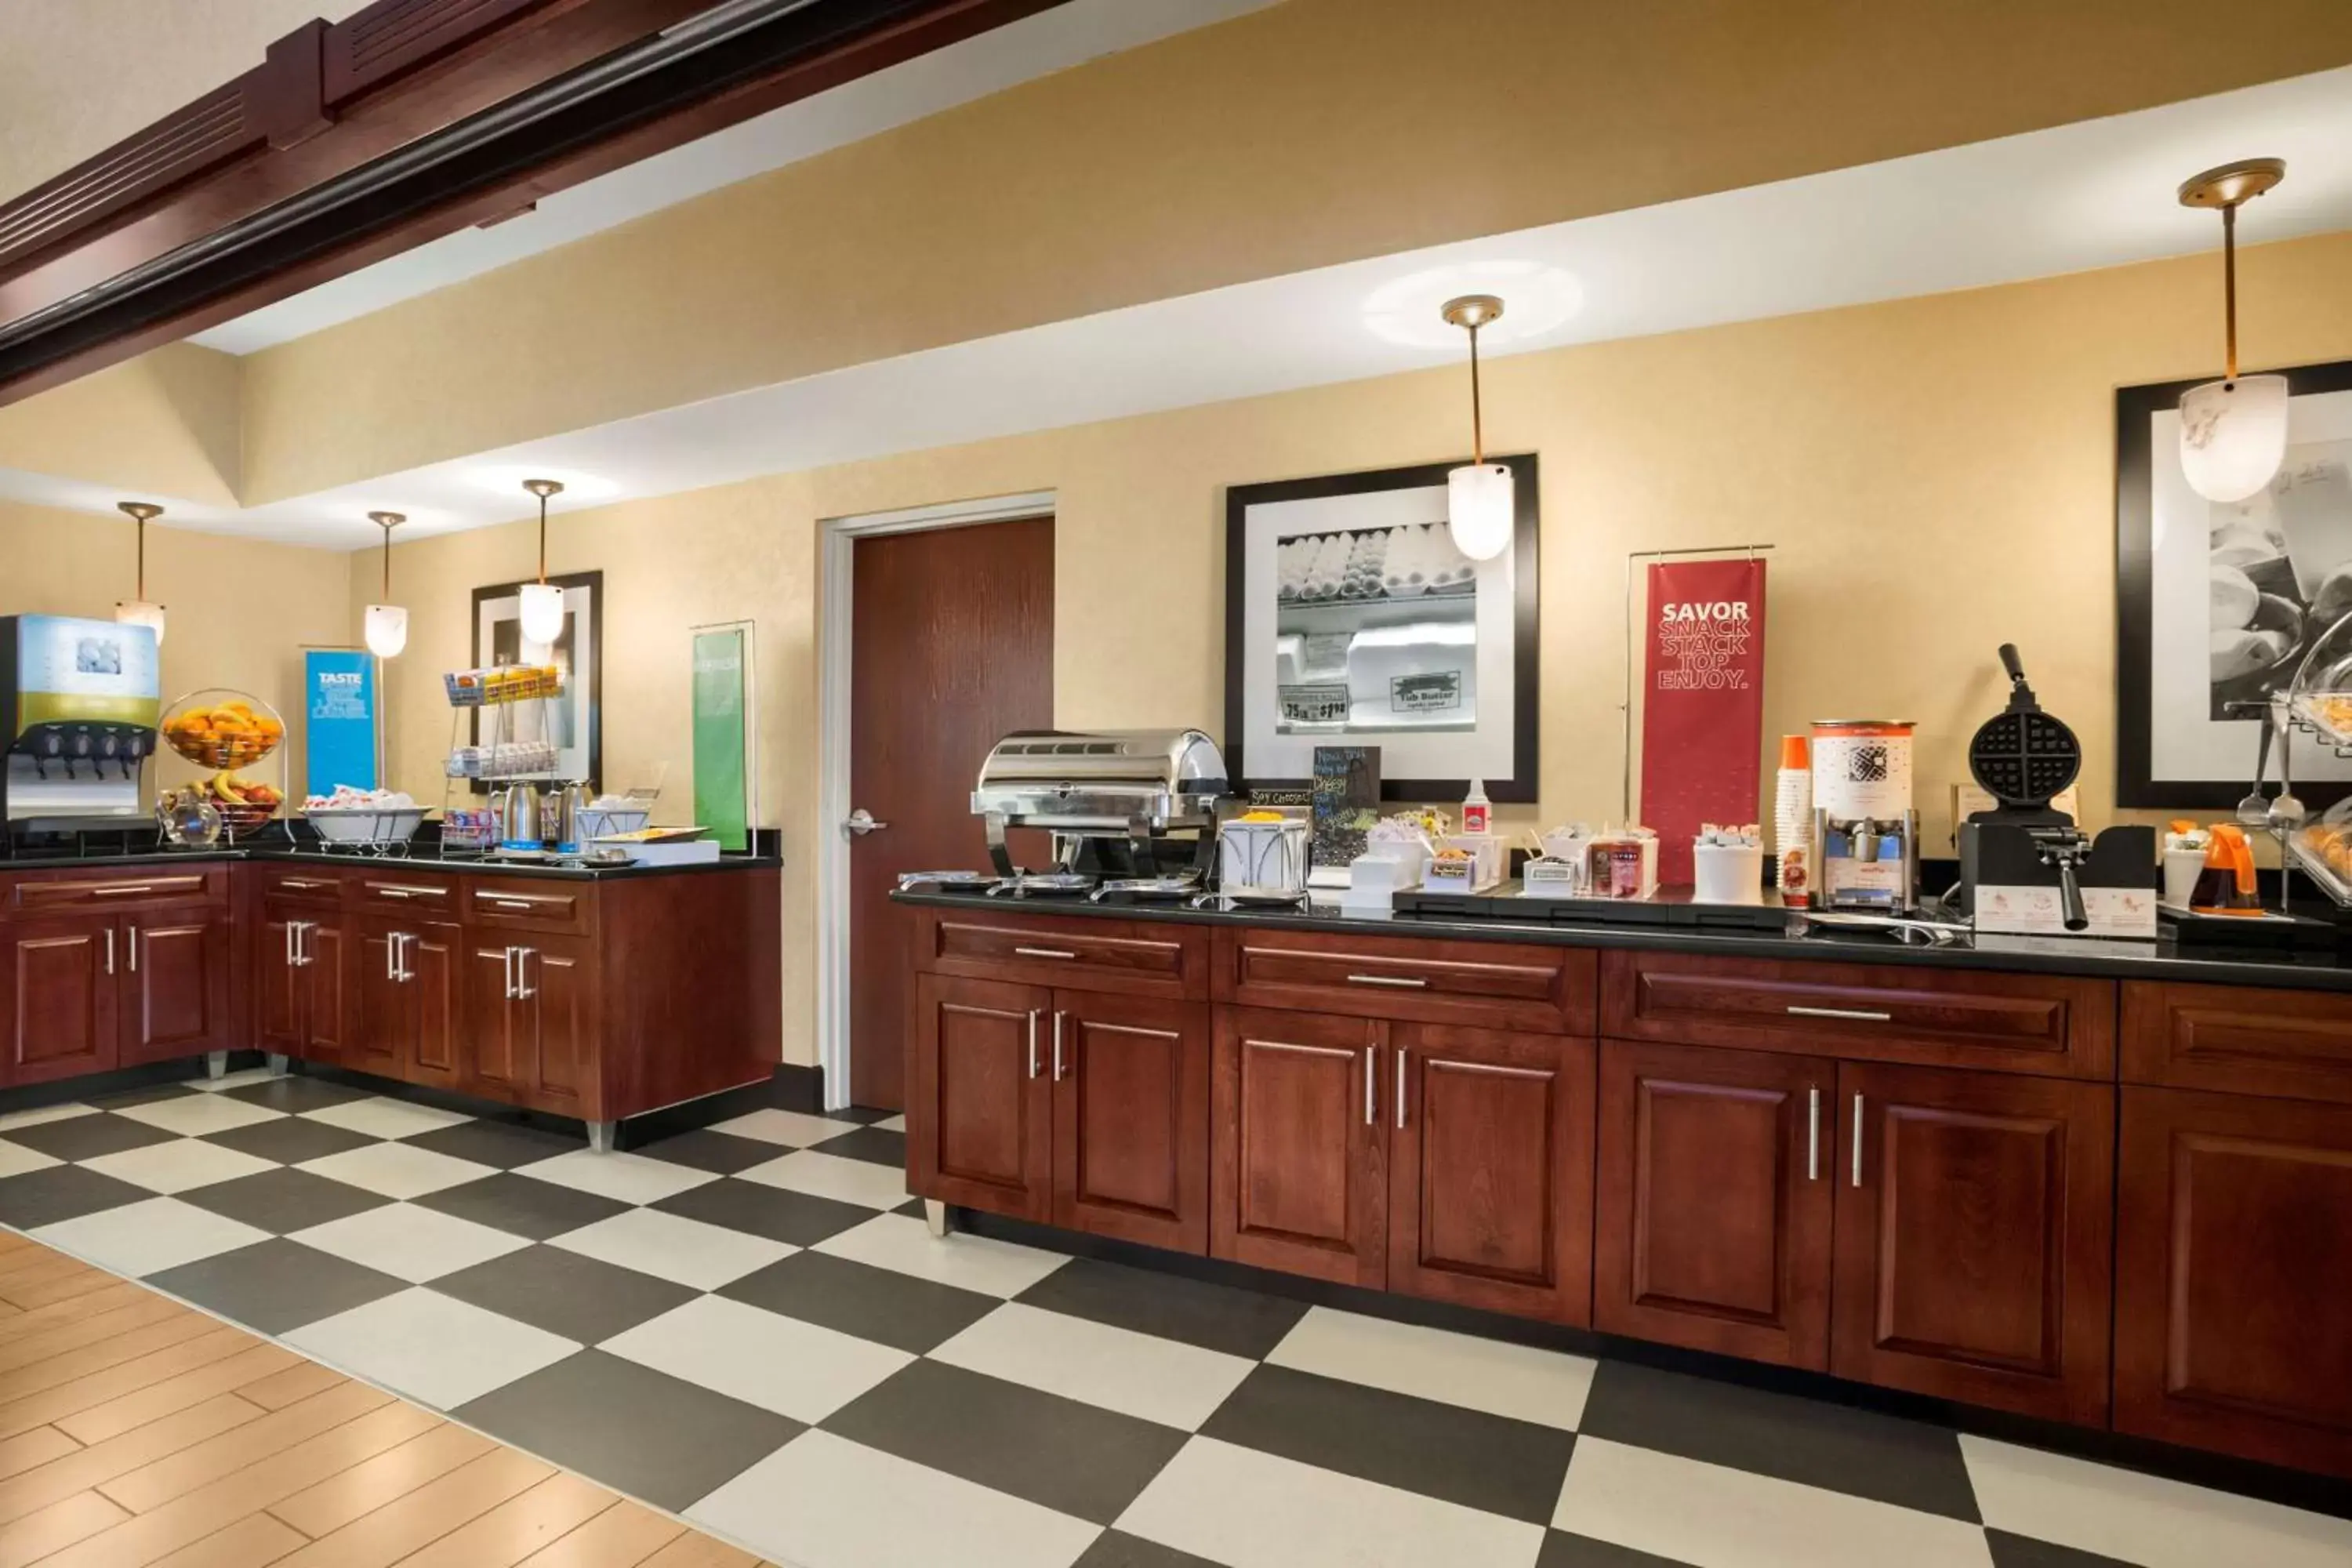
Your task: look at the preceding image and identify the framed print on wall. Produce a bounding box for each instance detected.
[2118,361,2352,809]
[471,570,603,791]
[1224,456,1538,801]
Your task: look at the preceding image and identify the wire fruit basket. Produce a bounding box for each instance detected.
[157,689,288,840]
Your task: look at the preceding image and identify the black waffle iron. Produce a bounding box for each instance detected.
[1959,645,2097,929]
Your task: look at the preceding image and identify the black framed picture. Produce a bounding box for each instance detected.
[470,571,603,792]
[2117,361,2352,809]
[1223,456,1540,802]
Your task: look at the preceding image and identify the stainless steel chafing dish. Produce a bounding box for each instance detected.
[972,728,1228,879]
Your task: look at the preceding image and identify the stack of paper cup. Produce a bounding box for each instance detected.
[1773,734,1813,906]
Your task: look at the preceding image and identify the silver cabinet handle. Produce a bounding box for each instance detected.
[843,808,888,837]
[515,948,537,1000]
[1025,1009,1040,1079]
[1807,1087,1820,1181]
[291,921,310,967]
[1051,1011,1065,1081]
[400,934,416,984]
[278,878,333,891]
[90,884,156,898]
[387,931,400,982]
[1363,1046,1375,1126]
[127,927,139,974]
[1014,947,1077,961]
[1851,1093,1864,1187]
[503,946,517,1000]
[285,920,297,968]
[103,928,115,976]
[1395,1047,1406,1130]
[1346,973,1427,989]
[1787,1004,1893,1023]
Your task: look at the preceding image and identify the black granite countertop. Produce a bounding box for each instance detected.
[0,844,778,881]
[892,887,2352,994]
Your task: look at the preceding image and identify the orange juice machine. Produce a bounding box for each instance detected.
[0,615,162,837]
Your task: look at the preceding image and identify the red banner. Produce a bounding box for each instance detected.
[1639,557,1767,886]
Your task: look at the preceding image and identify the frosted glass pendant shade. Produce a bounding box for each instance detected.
[115,601,166,645]
[1447,463,1515,561]
[517,581,566,645]
[364,604,408,659]
[2180,373,2289,503]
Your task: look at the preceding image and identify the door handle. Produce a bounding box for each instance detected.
[1807,1087,1820,1181]
[1025,1008,1040,1079]
[1051,1011,1065,1081]
[1013,947,1077,961]
[1787,1004,1893,1023]
[398,934,416,984]
[387,932,400,982]
[1395,1047,1406,1130]
[515,948,537,1000]
[1363,1046,1375,1126]
[843,808,889,837]
[285,920,296,968]
[291,922,310,967]
[1851,1092,1865,1188]
[1345,973,1427,989]
[127,927,138,974]
[503,946,517,1000]
[103,928,114,976]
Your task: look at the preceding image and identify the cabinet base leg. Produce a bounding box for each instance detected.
[924,1199,949,1239]
[587,1120,616,1154]
[264,1054,290,1078]
[204,1051,228,1081]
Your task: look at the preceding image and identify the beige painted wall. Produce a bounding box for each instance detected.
[0,0,370,205]
[241,0,2352,503]
[355,229,2352,1068]
[0,499,352,791]
[0,344,243,505]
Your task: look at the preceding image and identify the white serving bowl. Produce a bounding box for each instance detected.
[577,806,652,840]
[307,805,427,845]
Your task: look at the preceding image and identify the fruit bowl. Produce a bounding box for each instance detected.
[160,690,286,769]
[159,774,284,840]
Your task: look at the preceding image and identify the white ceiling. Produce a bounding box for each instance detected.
[5,59,2350,549]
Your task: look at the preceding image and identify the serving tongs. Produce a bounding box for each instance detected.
[1795,909,1969,947]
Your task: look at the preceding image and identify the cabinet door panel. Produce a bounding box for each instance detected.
[255,909,303,1055]
[466,943,528,1093]
[1595,1040,1833,1367]
[521,938,596,1114]
[1210,1005,1383,1287]
[2116,1087,2352,1477]
[1051,991,1208,1253]
[122,916,227,1064]
[1832,1062,2112,1424]
[6,917,118,1084]
[1390,1024,1593,1325]
[909,974,1051,1221]
[406,925,463,1090]
[298,920,349,1063]
[348,920,409,1078]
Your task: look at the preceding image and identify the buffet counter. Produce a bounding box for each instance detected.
[891,885,2352,1481]
[0,853,781,1138]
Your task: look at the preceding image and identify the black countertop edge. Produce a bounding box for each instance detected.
[891,889,2352,995]
[0,847,780,880]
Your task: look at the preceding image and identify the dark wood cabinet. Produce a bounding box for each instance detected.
[296,919,348,1064]
[5,916,118,1084]
[1595,1040,1835,1367]
[256,901,343,1061]
[461,934,598,1115]
[1050,989,1210,1252]
[2115,1087,2352,1478]
[466,940,528,1094]
[909,973,1053,1221]
[1210,1004,1385,1287]
[1389,1022,1594,1325]
[121,914,229,1065]
[404,924,463,1090]
[255,906,303,1055]
[1831,1061,2113,1425]
[350,920,409,1077]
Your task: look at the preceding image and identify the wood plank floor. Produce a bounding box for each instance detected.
[0,1232,787,1568]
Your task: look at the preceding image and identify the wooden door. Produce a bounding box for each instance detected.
[1051,990,1209,1253]
[350,919,411,1078]
[2115,1087,2352,1477]
[1210,1004,1385,1287]
[909,974,1052,1221]
[5,916,118,1084]
[1832,1061,2113,1424]
[517,935,595,1112]
[121,915,227,1065]
[405,924,463,1090]
[1388,1023,1595,1326]
[1594,1040,1835,1367]
[466,942,529,1094]
[255,906,304,1054]
[849,516,1054,1110]
[297,920,350,1063]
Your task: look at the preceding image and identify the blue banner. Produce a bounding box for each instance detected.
[304,650,378,799]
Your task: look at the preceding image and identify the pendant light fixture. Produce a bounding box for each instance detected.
[2177,158,2289,504]
[114,501,167,645]
[363,512,408,658]
[517,479,567,647]
[1441,294,1514,561]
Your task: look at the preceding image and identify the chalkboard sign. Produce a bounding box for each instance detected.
[1310,745,1381,880]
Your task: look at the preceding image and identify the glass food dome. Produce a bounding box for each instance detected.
[2282,604,2352,906]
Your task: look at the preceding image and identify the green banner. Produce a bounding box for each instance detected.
[691,626,750,852]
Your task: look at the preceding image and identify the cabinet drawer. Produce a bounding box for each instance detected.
[1216,927,1595,1035]
[2122,982,2352,1104]
[1602,949,2113,1078]
[465,878,593,935]
[11,866,229,913]
[254,866,346,906]
[350,873,461,916]
[917,909,1207,1000]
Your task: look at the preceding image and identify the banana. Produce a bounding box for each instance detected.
[212,771,249,805]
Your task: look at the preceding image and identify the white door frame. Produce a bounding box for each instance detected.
[815,490,1056,1109]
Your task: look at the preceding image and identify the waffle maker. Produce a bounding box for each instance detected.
[1959,645,2093,929]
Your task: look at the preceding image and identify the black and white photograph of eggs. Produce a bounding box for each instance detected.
[2208,440,2352,716]
[1275,521,1477,604]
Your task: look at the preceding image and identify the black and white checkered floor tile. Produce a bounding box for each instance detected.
[4,1072,2347,1568]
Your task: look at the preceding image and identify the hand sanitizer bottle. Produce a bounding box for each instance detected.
[1462,779,1491,837]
